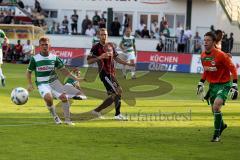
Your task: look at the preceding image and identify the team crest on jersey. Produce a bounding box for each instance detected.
[211,61,216,66]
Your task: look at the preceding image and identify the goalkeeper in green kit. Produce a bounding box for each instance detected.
[197,32,238,142]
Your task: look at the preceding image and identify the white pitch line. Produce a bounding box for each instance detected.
[0,122,52,127]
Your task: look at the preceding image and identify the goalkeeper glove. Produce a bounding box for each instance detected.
[197,81,205,101]
[229,82,238,100]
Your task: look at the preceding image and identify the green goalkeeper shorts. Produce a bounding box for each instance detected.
[209,81,231,106]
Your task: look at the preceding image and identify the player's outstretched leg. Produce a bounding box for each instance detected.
[114,95,127,121]
[44,93,62,124]
[59,94,74,125]
[92,95,114,119]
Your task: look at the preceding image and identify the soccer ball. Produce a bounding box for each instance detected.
[11,87,29,105]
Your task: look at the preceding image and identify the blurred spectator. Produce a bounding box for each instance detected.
[135,20,145,37]
[152,27,160,39]
[3,11,13,24]
[159,16,166,34]
[10,17,15,24]
[228,32,234,53]
[2,38,10,60]
[101,12,107,23]
[71,10,79,34]
[22,40,34,64]
[34,0,42,13]
[62,15,69,34]
[49,21,60,34]
[193,32,202,54]
[185,27,192,39]
[221,34,229,53]
[141,26,150,38]
[14,40,23,61]
[138,20,146,33]
[85,24,96,36]
[177,30,187,53]
[162,23,170,37]
[210,25,215,33]
[151,20,158,34]
[81,15,92,35]
[98,18,106,29]
[123,14,130,35]
[185,27,193,52]
[176,22,183,38]
[32,10,45,27]
[39,20,48,31]
[6,44,15,62]
[156,34,165,52]
[17,0,24,9]
[56,23,61,34]
[110,17,121,36]
[92,11,101,31]
[0,12,4,23]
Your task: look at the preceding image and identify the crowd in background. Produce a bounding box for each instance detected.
[0,0,236,57]
[2,38,34,64]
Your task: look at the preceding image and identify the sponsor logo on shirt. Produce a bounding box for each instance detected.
[211,61,216,66]
[37,65,54,71]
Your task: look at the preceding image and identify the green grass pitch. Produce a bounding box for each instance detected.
[0,63,240,160]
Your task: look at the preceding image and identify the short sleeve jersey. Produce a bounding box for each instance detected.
[90,42,118,77]
[28,53,64,86]
[121,35,135,54]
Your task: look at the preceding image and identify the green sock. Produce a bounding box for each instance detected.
[214,112,223,136]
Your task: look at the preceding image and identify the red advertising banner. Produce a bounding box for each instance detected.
[35,47,84,59]
[136,51,192,72]
[137,51,192,64]
[35,47,85,66]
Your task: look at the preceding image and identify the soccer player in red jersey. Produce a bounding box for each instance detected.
[197,32,238,142]
[87,28,134,120]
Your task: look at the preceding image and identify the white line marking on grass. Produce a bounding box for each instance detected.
[0,122,52,127]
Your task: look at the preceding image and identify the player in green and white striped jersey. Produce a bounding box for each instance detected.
[119,27,137,79]
[26,37,82,125]
[92,30,100,47]
[0,29,8,87]
[64,67,87,100]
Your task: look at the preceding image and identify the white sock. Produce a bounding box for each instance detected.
[62,101,71,121]
[131,67,136,77]
[47,105,57,117]
[0,68,5,79]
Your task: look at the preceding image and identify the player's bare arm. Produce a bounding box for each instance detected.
[58,67,85,82]
[26,70,34,92]
[119,42,127,52]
